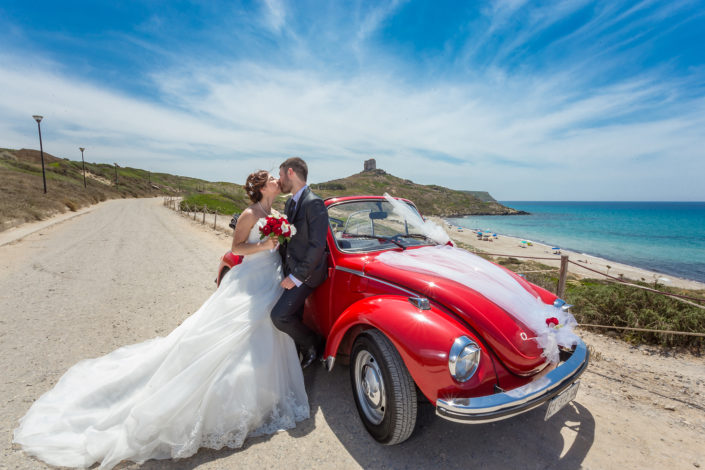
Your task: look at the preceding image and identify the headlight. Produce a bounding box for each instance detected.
[449,336,481,382]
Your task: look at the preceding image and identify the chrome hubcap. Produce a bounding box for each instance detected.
[354,350,386,425]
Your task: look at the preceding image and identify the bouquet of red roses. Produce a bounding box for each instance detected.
[259,215,296,245]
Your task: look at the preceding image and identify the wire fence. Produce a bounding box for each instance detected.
[163,197,235,232]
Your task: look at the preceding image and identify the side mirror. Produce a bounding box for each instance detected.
[229,213,240,229]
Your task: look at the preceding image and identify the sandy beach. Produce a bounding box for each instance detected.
[437,219,705,292]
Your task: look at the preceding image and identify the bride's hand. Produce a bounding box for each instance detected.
[260,237,278,251]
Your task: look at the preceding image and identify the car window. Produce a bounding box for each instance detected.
[327,200,433,253]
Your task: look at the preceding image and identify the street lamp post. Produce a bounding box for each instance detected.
[32,115,47,194]
[79,147,86,188]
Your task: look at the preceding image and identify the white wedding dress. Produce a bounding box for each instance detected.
[13,220,309,469]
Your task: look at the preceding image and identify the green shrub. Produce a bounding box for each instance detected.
[489,256,704,350]
[565,279,705,350]
[180,193,247,214]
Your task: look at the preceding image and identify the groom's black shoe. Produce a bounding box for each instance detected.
[301,345,318,369]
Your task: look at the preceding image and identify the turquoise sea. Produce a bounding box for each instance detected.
[448,202,705,284]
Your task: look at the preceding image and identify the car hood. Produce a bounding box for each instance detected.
[363,257,548,375]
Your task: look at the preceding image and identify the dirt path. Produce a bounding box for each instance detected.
[1,198,703,470]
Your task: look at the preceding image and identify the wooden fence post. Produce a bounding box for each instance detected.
[214,210,218,230]
[557,255,569,299]
[202,206,206,224]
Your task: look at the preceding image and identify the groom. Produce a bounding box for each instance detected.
[272,157,329,368]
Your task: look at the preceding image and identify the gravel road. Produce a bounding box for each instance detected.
[1,198,703,470]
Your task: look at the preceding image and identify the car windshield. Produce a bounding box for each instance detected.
[328,199,437,253]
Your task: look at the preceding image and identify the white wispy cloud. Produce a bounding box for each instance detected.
[356,0,407,42]
[1,0,703,200]
[261,0,287,34]
[3,49,702,200]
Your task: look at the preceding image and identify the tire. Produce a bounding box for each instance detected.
[350,330,417,445]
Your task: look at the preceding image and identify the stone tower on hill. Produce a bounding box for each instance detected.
[363,158,376,172]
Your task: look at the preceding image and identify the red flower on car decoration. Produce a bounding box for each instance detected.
[545,317,560,328]
[259,215,296,245]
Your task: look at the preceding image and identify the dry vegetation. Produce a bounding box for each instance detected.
[492,256,705,351]
[2,148,519,232]
[0,148,248,231]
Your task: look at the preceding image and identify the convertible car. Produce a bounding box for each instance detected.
[216,195,589,445]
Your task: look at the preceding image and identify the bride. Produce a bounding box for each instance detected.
[13,170,309,469]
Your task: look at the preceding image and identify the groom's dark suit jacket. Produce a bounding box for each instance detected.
[280,186,329,288]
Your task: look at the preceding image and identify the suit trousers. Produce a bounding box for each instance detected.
[270,283,317,350]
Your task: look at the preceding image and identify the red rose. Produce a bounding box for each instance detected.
[545,317,559,327]
[259,216,295,243]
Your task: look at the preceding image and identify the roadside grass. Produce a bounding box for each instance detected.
[180,193,248,215]
[3,147,520,234]
[0,148,248,231]
[0,168,107,228]
[494,257,705,351]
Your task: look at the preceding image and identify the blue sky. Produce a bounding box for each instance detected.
[1,0,703,200]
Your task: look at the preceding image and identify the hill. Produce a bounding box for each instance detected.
[461,190,497,203]
[310,169,523,217]
[0,147,522,231]
[0,148,249,231]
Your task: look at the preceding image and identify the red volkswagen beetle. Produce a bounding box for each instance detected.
[216,196,589,445]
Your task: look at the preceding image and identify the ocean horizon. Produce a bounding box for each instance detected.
[448,201,705,284]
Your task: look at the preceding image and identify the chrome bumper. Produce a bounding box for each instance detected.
[436,340,589,423]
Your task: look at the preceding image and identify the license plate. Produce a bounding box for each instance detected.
[544,381,580,421]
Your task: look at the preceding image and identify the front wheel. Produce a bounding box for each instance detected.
[350,330,417,445]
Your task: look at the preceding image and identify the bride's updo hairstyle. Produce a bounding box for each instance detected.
[245,170,269,203]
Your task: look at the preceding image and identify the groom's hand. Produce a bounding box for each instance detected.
[280,277,296,290]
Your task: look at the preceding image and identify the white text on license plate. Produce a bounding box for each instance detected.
[544,381,580,421]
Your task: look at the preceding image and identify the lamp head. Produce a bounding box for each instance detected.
[79,147,85,152]
[32,115,43,123]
